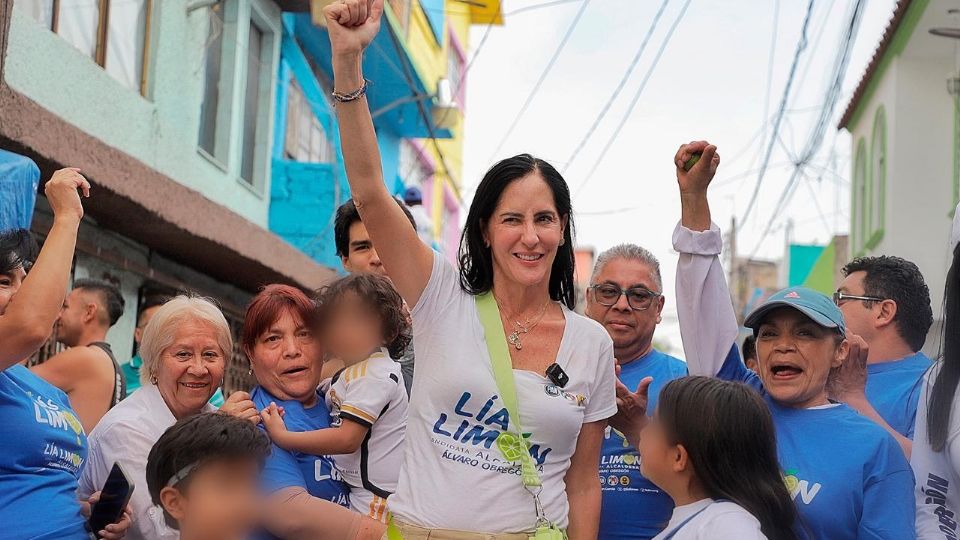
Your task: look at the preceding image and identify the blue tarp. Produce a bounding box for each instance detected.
[0,150,40,231]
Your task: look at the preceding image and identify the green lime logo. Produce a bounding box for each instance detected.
[783,469,799,493]
[63,411,83,435]
[496,432,526,461]
[622,454,637,465]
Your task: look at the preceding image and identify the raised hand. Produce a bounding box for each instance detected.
[45,168,90,222]
[325,0,384,58]
[675,141,719,231]
[674,140,720,195]
[609,374,653,449]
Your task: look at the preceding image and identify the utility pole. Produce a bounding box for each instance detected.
[729,215,740,316]
[780,218,794,288]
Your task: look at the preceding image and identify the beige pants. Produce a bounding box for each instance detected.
[383,520,531,540]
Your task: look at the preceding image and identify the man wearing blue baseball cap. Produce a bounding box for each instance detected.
[402,186,436,248]
[665,140,914,539]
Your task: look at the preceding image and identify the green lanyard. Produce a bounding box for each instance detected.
[476,293,565,539]
[387,293,564,540]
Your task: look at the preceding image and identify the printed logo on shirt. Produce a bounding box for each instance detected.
[921,473,958,539]
[543,384,586,406]
[27,391,85,474]
[599,427,643,494]
[431,392,554,475]
[783,469,822,505]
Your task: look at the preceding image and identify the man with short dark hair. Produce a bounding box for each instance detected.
[146,413,271,540]
[31,278,126,432]
[334,198,416,275]
[333,199,418,395]
[836,255,934,445]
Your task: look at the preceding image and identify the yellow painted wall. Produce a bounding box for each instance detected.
[396,0,484,238]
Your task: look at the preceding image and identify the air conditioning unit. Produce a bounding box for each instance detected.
[432,78,459,130]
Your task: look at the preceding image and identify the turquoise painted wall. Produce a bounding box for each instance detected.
[788,244,825,287]
[269,15,349,271]
[5,1,283,227]
[268,13,423,269]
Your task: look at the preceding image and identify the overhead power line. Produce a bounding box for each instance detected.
[561,0,672,173]
[488,0,594,161]
[737,0,816,228]
[746,0,866,259]
[571,0,693,198]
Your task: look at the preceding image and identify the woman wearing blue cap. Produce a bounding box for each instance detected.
[667,141,915,539]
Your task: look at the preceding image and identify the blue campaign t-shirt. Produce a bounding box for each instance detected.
[865,351,931,439]
[251,385,350,503]
[599,349,687,540]
[717,345,915,540]
[0,365,89,539]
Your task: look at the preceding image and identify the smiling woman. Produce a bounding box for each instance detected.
[79,296,231,539]
[322,1,616,537]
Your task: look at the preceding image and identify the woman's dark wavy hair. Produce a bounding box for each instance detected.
[929,244,960,451]
[458,154,577,309]
[0,228,38,274]
[657,377,801,540]
[316,274,411,359]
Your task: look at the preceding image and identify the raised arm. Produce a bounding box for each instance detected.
[672,142,741,377]
[0,169,88,370]
[326,0,433,305]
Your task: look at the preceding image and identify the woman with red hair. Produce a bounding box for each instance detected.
[243,284,385,539]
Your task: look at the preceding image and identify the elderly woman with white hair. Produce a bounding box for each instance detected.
[79,295,240,539]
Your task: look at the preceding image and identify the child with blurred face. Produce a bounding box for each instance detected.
[146,413,271,540]
[261,274,411,521]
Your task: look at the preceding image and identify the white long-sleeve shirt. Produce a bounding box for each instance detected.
[672,222,739,377]
[78,384,215,540]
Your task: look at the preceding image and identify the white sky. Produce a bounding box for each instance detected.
[459,0,897,355]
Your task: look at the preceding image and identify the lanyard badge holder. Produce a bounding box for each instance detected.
[477,293,567,540]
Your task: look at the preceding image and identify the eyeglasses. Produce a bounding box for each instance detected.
[832,291,885,306]
[589,284,662,311]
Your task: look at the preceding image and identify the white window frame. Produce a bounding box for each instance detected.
[196,0,280,196]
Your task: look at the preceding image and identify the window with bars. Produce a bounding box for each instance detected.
[16,0,152,95]
[284,79,335,164]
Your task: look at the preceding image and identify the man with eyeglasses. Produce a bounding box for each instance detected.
[835,256,934,451]
[585,244,687,540]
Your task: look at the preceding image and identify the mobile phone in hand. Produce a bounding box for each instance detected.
[88,462,134,534]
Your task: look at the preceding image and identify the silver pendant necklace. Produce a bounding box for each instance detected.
[496,296,549,351]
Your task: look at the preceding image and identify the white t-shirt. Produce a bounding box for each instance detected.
[912,363,960,539]
[78,384,216,540]
[324,351,407,497]
[389,253,617,533]
[652,499,767,540]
